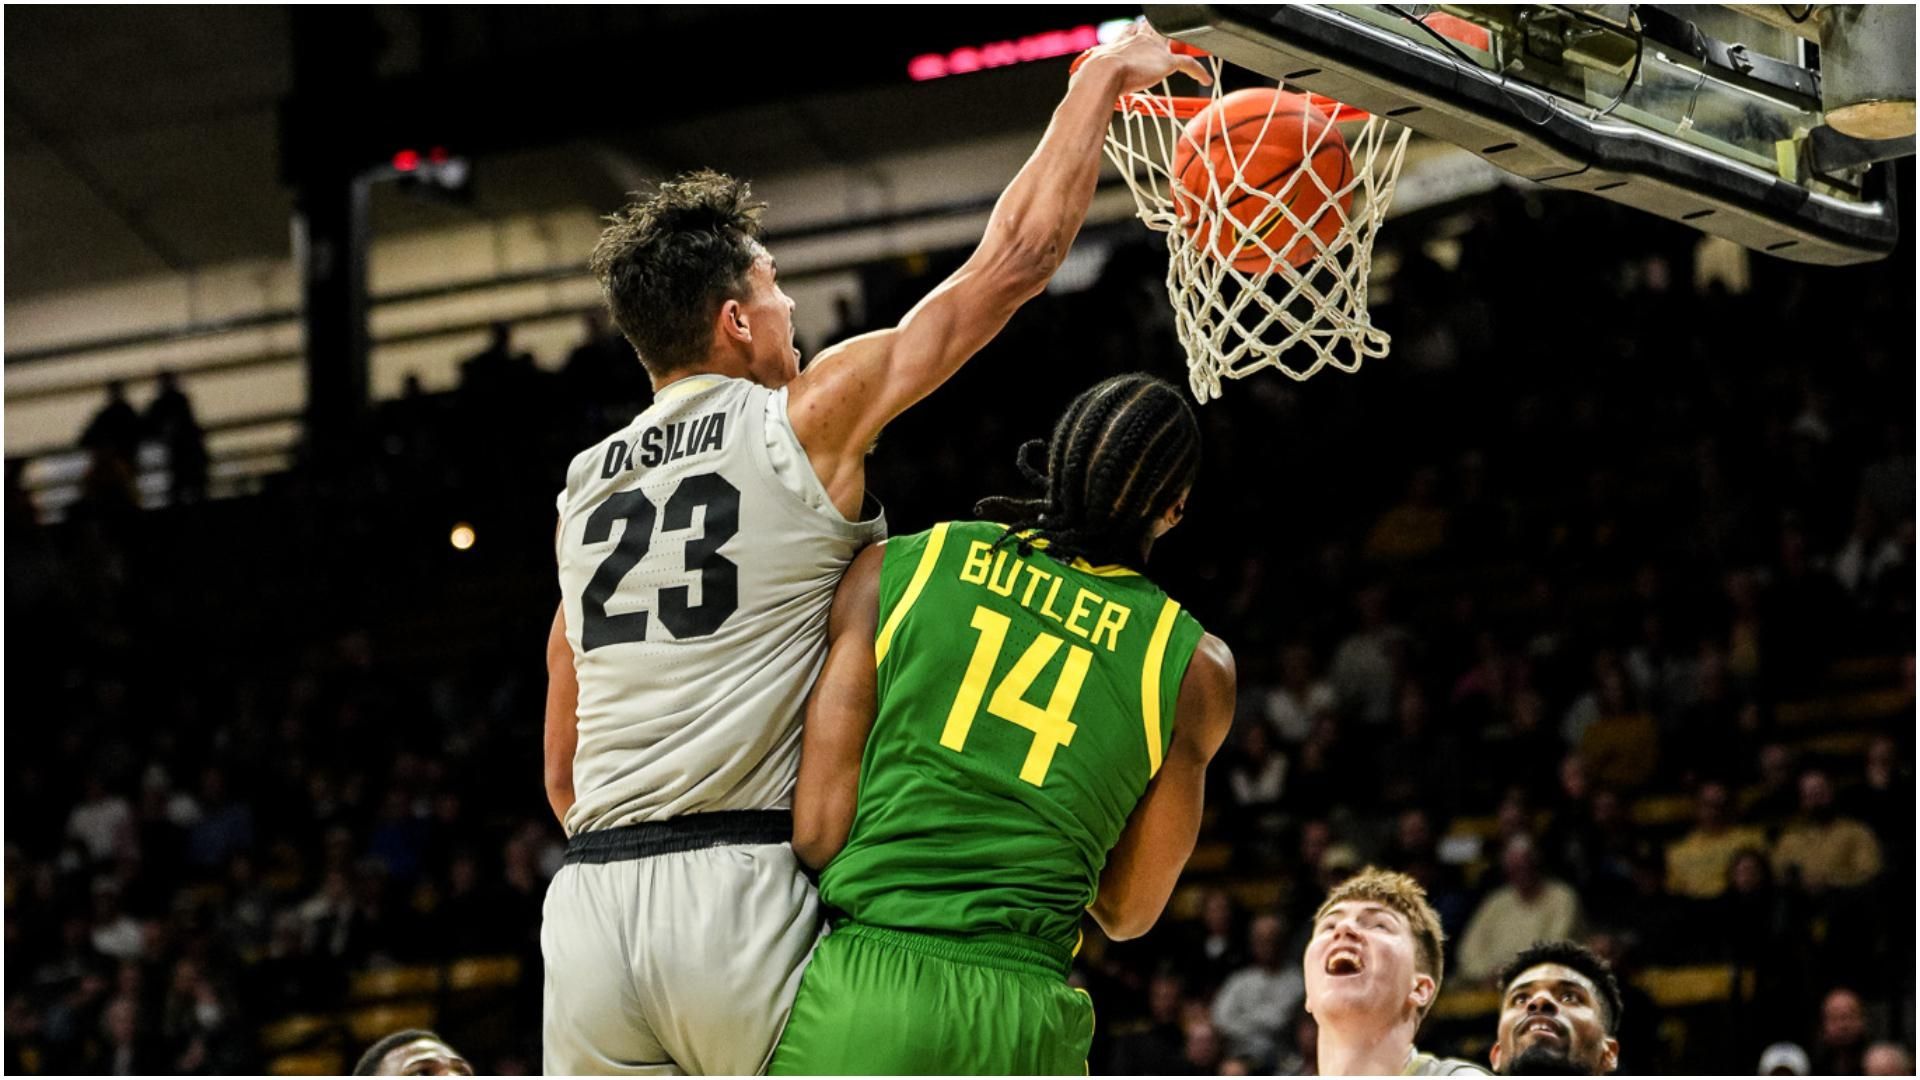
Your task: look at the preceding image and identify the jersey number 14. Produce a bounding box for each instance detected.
[941,605,1092,788]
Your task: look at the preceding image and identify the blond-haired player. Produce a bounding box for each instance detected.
[1303,867,1488,1076]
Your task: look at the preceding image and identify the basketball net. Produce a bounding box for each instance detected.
[1102,54,1413,402]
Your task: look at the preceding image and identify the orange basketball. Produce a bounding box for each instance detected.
[1170,88,1354,271]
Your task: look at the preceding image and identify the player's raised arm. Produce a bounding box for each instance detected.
[790,542,885,870]
[785,22,1208,514]
[543,602,580,828]
[1089,632,1236,940]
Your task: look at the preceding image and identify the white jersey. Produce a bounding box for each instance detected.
[555,374,885,835]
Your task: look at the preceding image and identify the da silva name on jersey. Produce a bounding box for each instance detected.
[601,412,727,477]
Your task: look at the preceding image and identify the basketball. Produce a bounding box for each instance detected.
[1170,88,1355,272]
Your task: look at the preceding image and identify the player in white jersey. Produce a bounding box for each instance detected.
[539,23,1209,1076]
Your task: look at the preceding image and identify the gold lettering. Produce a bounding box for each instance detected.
[1091,602,1131,652]
[960,540,993,585]
[987,551,1020,596]
[1041,577,1066,622]
[1066,588,1101,638]
[1019,565,1050,607]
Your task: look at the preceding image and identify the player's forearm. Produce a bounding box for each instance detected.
[544,604,579,828]
[975,58,1127,293]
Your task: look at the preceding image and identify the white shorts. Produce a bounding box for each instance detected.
[540,841,821,1075]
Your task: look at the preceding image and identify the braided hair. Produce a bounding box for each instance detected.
[974,374,1202,569]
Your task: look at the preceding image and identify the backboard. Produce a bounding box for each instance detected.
[1143,4,1913,265]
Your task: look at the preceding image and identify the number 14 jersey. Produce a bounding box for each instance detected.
[821,521,1204,957]
[555,375,885,835]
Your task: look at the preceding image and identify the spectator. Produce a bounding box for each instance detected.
[80,380,143,466]
[1812,987,1869,1075]
[1664,781,1770,899]
[1457,836,1584,980]
[1264,643,1335,745]
[1772,770,1883,892]
[1180,889,1246,994]
[183,769,253,872]
[1864,1042,1914,1076]
[1747,743,1802,824]
[1328,585,1408,726]
[1757,1041,1811,1075]
[1210,913,1305,1068]
[1273,1012,1317,1076]
[1364,465,1448,561]
[66,777,134,865]
[1228,721,1287,808]
[1106,970,1190,1075]
[1183,1015,1224,1075]
[142,371,207,504]
[1567,653,1659,790]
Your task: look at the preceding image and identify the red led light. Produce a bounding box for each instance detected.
[392,149,420,171]
[908,25,1100,81]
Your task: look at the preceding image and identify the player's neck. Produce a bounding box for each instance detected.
[1316,1012,1418,1076]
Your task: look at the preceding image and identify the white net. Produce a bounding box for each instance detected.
[1103,55,1414,402]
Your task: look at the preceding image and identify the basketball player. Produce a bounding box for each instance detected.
[1489,942,1623,1075]
[767,373,1237,1074]
[1304,868,1488,1075]
[540,24,1210,1076]
[352,1030,472,1076]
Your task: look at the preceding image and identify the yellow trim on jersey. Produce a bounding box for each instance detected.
[1004,528,1141,578]
[1139,597,1183,777]
[651,373,727,404]
[874,522,949,664]
[1070,557,1140,578]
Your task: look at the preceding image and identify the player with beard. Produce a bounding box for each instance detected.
[1490,942,1622,1075]
[1303,868,1487,1075]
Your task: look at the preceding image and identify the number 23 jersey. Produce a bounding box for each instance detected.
[821,521,1204,956]
[555,375,885,836]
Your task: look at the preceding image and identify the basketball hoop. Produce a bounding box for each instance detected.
[1098,51,1413,401]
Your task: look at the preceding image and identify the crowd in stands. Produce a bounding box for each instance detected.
[6,182,1912,1074]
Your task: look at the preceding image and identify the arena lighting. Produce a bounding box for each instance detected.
[449,522,476,551]
[906,20,1133,81]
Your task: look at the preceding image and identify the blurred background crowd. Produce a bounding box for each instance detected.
[5,181,1913,1073]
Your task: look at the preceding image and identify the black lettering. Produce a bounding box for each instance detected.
[665,422,685,463]
[639,426,664,467]
[601,441,630,479]
[699,413,726,454]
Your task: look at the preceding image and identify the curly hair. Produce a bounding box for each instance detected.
[1496,940,1625,1035]
[973,373,1201,569]
[589,170,767,377]
[1313,866,1449,1010]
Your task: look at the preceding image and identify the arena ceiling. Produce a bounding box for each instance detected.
[4,7,1106,302]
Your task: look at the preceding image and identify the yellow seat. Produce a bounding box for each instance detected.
[350,964,442,1001]
[447,955,523,992]
[1799,731,1877,757]
[1227,880,1283,912]
[347,1002,435,1043]
[1167,883,1207,921]
[1430,987,1501,1021]
[1185,842,1233,874]
[270,1050,345,1075]
[259,1013,335,1052]
[1630,794,1694,828]
[1635,965,1753,1007]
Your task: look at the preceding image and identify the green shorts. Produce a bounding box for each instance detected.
[768,921,1094,1075]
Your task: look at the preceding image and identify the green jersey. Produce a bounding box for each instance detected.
[819,520,1207,957]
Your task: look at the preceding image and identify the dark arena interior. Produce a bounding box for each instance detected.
[4,7,1915,1077]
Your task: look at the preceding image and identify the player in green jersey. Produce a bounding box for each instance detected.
[768,373,1237,1075]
